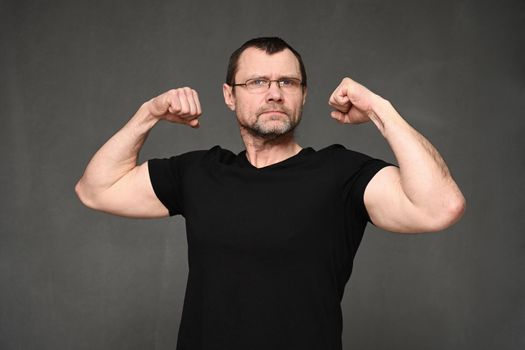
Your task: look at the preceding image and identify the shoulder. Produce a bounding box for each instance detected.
[318,143,370,156]
[317,143,381,166]
[156,145,235,162]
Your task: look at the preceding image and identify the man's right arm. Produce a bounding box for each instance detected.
[74,88,202,218]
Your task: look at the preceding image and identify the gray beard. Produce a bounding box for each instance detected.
[246,117,297,140]
[240,105,303,141]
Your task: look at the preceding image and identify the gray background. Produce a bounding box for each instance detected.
[1,0,524,349]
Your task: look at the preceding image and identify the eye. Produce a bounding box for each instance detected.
[279,78,299,87]
[249,79,268,86]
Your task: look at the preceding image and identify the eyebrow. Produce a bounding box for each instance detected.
[246,75,301,80]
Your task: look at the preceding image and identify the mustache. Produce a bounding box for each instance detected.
[256,104,292,116]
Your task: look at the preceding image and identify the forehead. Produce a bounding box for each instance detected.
[235,47,301,80]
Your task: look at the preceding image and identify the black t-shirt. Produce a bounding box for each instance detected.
[148,144,395,350]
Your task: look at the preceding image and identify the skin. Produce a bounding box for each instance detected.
[76,47,466,233]
[222,48,307,168]
[328,77,466,232]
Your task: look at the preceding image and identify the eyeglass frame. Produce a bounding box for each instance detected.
[231,77,305,92]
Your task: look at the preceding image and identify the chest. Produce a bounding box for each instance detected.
[182,167,345,255]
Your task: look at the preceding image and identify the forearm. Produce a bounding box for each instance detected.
[370,97,466,216]
[75,103,159,198]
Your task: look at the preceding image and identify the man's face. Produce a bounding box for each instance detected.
[223,47,307,140]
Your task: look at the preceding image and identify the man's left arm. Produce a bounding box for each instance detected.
[329,77,466,234]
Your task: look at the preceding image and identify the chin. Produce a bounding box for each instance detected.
[259,120,290,133]
[239,114,301,139]
[253,121,299,139]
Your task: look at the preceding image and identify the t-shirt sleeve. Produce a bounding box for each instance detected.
[147,150,205,217]
[336,146,397,225]
[349,158,397,225]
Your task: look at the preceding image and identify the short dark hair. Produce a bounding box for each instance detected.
[225,37,307,88]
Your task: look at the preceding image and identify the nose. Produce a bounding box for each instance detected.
[265,81,283,102]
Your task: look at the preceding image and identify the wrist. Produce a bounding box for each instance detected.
[138,102,161,125]
[125,102,160,136]
[370,95,404,137]
[370,94,391,117]
[140,100,161,121]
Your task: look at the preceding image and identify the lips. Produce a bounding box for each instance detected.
[256,105,291,118]
[260,110,287,116]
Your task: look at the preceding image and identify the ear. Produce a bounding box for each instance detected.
[223,83,235,111]
[301,87,307,106]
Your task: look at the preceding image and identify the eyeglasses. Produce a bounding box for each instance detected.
[232,78,304,93]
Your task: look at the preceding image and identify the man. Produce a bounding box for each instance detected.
[75,37,465,350]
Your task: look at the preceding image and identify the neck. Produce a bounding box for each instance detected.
[239,127,302,168]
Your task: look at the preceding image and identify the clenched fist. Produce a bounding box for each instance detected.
[328,77,385,125]
[146,87,202,128]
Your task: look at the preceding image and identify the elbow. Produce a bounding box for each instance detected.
[74,179,98,209]
[428,196,467,232]
[448,196,467,226]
